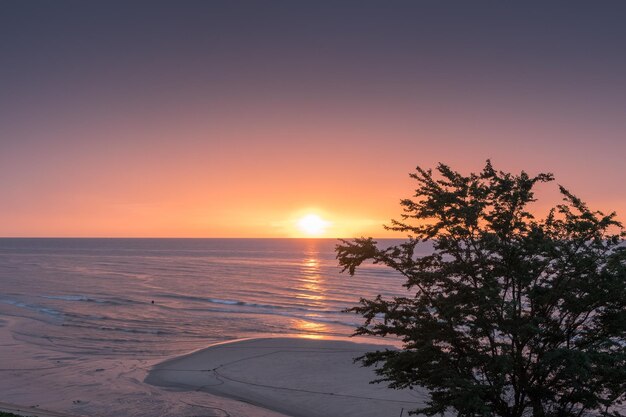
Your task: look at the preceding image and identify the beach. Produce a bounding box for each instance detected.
[146,337,426,417]
[0,238,418,416]
[1,314,424,417]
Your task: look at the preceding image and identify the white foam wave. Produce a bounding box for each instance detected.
[0,298,62,318]
[42,295,94,302]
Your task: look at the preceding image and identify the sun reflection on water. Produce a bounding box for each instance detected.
[292,319,329,336]
[293,248,329,337]
[296,256,326,304]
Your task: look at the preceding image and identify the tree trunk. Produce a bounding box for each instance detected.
[532,399,545,417]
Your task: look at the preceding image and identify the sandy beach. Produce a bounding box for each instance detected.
[1,311,424,417]
[146,337,427,417]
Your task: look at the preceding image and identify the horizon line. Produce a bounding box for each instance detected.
[0,236,408,240]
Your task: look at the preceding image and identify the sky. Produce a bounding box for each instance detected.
[1,1,625,238]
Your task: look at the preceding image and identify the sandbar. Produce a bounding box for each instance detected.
[146,337,427,417]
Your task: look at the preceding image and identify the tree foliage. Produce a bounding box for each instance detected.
[336,161,626,417]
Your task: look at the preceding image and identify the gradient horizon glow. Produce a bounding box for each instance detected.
[1,2,625,238]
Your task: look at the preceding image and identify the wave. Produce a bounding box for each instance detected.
[208,297,241,305]
[176,304,360,328]
[92,324,169,335]
[42,295,96,302]
[46,320,170,336]
[40,294,133,306]
[159,293,338,314]
[151,294,361,328]
[300,315,361,327]
[206,297,320,312]
[0,298,62,318]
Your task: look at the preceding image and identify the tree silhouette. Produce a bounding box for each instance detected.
[337,161,625,417]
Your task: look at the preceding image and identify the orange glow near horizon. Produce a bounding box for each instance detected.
[2,109,623,239]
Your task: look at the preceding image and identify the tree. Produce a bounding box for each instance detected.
[336,161,626,417]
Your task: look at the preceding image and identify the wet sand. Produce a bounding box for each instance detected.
[0,401,77,417]
[1,312,425,417]
[0,315,290,417]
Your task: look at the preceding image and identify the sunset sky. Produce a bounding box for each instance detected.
[1,1,625,237]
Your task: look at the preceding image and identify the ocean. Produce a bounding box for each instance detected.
[0,238,420,359]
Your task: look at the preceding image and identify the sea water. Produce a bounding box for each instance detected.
[0,238,421,358]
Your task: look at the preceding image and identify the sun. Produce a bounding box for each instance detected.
[297,214,330,236]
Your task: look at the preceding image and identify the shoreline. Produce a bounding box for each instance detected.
[0,314,289,417]
[146,337,425,417]
[0,402,78,417]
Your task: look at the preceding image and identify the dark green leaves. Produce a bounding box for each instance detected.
[337,161,625,417]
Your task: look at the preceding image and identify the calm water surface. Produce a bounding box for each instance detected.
[0,238,422,358]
